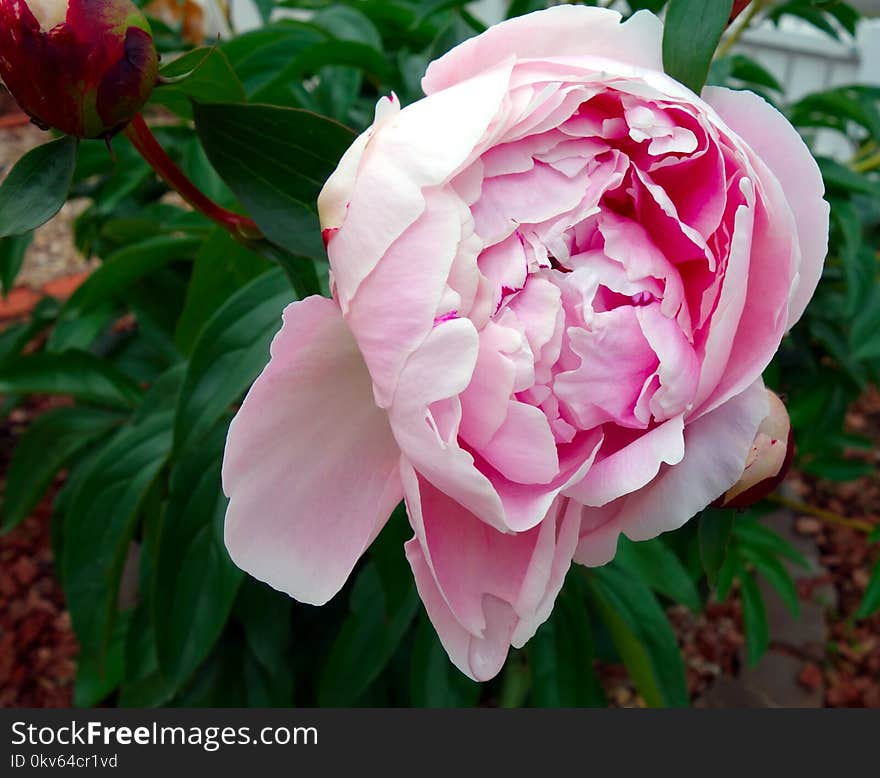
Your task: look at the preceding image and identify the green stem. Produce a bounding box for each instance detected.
[124,113,261,241]
[716,0,768,60]
[852,150,880,174]
[767,494,874,534]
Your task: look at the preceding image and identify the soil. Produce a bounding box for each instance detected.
[0,98,97,294]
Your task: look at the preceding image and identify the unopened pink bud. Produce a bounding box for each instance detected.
[717,389,794,510]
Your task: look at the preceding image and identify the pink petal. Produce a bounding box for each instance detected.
[422,6,663,95]
[223,296,403,605]
[345,188,467,407]
[403,464,581,680]
[565,414,685,507]
[554,305,657,430]
[388,318,508,531]
[703,87,829,329]
[405,539,516,682]
[327,60,514,313]
[573,379,769,566]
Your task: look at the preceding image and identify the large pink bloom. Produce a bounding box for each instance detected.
[223,6,828,680]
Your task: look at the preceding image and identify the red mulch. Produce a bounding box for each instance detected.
[787,385,880,708]
[0,403,76,708]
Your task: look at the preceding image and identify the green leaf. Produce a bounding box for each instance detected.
[117,600,173,708]
[409,615,481,707]
[46,303,114,354]
[0,136,78,238]
[855,559,880,620]
[174,229,271,355]
[663,0,734,94]
[733,518,809,568]
[740,571,770,666]
[830,199,872,316]
[0,298,59,368]
[174,267,291,451]
[818,157,880,198]
[615,536,702,612]
[586,567,688,708]
[318,560,420,706]
[0,350,143,408]
[699,507,736,587]
[0,232,33,295]
[790,87,880,144]
[152,47,246,119]
[530,574,606,707]
[715,551,739,602]
[233,578,295,706]
[1,406,124,533]
[193,102,356,261]
[153,422,242,690]
[63,411,173,680]
[62,235,201,315]
[739,545,801,619]
[869,526,880,544]
[252,41,391,106]
[74,611,130,707]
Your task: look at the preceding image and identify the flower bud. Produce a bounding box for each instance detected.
[717,389,794,510]
[0,0,159,138]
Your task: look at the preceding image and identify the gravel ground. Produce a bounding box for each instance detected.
[0,109,97,291]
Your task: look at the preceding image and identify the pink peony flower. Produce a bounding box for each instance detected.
[222,6,828,681]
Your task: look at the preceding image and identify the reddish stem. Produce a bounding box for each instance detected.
[728,0,752,27]
[0,112,30,129]
[123,113,260,239]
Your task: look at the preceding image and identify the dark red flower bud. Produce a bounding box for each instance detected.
[716,390,794,510]
[728,0,752,26]
[0,0,159,138]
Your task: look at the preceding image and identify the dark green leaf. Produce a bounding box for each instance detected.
[855,559,880,620]
[252,42,391,106]
[233,579,295,707]
[740,571,770,666]
[194,102,356,261]
[0,350,142,408]
[174,229,271,355]
[46,302,115,353]
[117,600,173,708]
[586,567,688,708]
[0,232,32,295]
[615,536,702,612]
[715,550,739,602]
[152,47,246,119]
[409,615,481,707]
[530,574,606,707]
[74,612,130,707]
[318,560,419,706]
[174,267,292,450]
[663,0,734,94]
[234,578,294,704]
[739,545,801,619]
[699,507,736,587]
[1,406,124,533]
[153,422,242,690]
[64,411,173,680]
[62,235,201,315]
[818,157,880,198]
[733,518,809,568]
[0,136,78,238]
